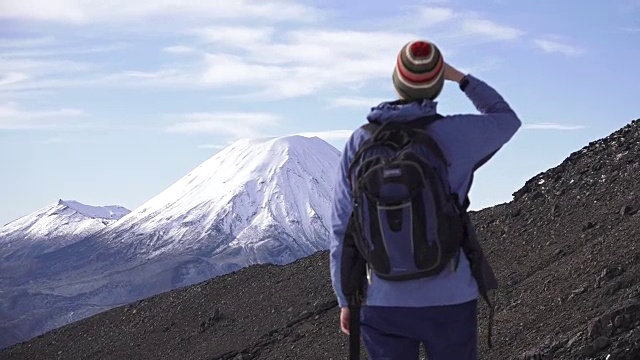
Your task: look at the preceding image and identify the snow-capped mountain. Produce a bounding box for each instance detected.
[103,135,340,266]
[0,200,129,263]
[0,135,341,350]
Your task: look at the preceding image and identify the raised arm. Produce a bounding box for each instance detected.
[436,62,522,168]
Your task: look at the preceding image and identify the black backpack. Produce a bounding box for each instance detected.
[348,114,467,281]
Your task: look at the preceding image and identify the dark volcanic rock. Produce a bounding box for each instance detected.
[1,118,639,359]
[1,252,343,360]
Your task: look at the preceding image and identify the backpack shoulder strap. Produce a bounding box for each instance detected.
[406,115,449,167]
[361,122,381,135]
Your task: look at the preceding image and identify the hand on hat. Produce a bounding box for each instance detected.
[443,62,465,84]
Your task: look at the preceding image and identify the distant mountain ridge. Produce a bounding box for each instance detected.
[0,199,130,264]
[0,135,341,350]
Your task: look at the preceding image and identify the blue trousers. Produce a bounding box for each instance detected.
[360,300,478,360]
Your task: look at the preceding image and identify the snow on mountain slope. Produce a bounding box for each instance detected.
[89,135,341,263]
[0,135,342,350]
[0,200,129,262]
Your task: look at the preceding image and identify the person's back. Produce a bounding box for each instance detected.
[329,40,521,360]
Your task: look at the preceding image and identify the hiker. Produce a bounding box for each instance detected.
[329,40,521,360]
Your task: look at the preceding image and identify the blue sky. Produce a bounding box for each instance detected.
[1,0,639,226]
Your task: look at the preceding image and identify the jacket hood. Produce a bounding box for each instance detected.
[367,99,439,124]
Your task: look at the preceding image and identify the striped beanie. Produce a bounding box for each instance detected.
[392,40,445,101]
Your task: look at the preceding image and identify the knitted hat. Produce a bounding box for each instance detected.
[392,40,445,101]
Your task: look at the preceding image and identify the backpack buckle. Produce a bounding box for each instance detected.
[366,263,373,285]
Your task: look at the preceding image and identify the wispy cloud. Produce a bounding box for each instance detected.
[0,57,95,75]
[0,3,526,100]
[0,36,57,48]
[0,0,321,24]
[0,103,86,130]
[534,38,585,56]
[0,41,120,94]
[419,6,456,26]
[459,18,524,41]
[328,97,386,108]
[165,112,280,139]
[410,5,524,44]
[189,17,520,99]
[523,123,585,131]
[194,29,418,99]
[0,28,413,98]
[2,43,130,58]
[0,73,30,88]
[163,46,197,54]
[192,26,275,46]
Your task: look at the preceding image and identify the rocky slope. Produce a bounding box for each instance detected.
[1,118,638,359]
[481,118,640,360]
